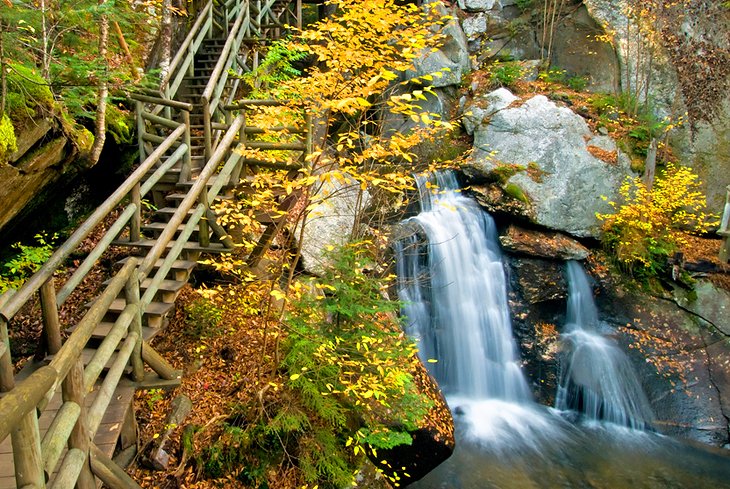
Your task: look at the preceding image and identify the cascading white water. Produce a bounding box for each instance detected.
[395,172,531,401]
[395,174,730,489]
[556,261,654,430]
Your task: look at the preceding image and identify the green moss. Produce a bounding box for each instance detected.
[491,163,525,184]
[504,182,530,203]
[105,104,134,145]
[6,63,54,120]
[0,115,18,162]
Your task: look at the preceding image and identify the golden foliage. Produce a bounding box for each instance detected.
[597,163,717,277]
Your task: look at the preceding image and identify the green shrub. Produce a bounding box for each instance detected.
[0,233,56,293]
[491,62,523,87]
[184,297,223,338]
[539,69,588,91]
[200,242,432,487]
[515,0,534,12]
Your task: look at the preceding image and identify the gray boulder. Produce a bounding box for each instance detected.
[409,1,470,88]
[458,0,498,11]
[296,174,370,275]
[462,87,518,135]
[462,13,488,40]
[464,90,633,238]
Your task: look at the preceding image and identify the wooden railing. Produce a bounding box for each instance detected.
[201,4,252,159]
[0,119,187,489]
[159,2,214,105]
[0,3,308,487]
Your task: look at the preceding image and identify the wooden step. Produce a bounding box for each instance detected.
[102,275,187,299]
[141,222,202,240]
[154,206,224,221]
[117,256,196,282]
[112,238,232,254]
[105,298,175,328]
[67,321,158,342]
[165,192,232,203]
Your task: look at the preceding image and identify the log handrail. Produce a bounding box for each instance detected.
[0,125,187,322]
[138,114,246,280]
[160,2,214,96]
[201,7,249,158]
[0,259,143,488]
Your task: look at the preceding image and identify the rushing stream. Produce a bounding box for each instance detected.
[394,173,730,488]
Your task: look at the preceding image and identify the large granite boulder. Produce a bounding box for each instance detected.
[463,90,633,238]
[296,173,370,275]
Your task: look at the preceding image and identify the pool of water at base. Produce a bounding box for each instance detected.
[410,399,730,489]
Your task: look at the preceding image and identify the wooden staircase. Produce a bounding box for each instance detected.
[0,2,307,488]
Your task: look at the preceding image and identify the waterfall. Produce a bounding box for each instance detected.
[556,261,654,430]
[395,172,531,401]
[395,176,730,489]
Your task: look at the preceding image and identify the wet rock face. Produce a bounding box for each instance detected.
[596,278,730,447]
[505,255,567,406]
[499,225,590,261]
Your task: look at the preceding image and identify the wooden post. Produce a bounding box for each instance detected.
[136,101,146,164]
[63,359,96,489]
[181,110,192,182]
[296,0,302,29]
[203,98,213,160]
[142,342,178,381]
[0,316,15,392]
[131,183,141,242]
[39,277,62,355]
[125,274,145,382]
[198,190,211,247]
[187,44,195,78]
[163,86,172,121]
[90,444,144,489]
[12,413,46,488]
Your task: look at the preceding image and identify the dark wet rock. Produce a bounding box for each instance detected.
[597,278,730,447]
[506,256,567,405]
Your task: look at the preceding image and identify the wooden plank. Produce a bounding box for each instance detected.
[0,380,134,488]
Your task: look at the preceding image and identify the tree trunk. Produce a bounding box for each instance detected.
[89,0,109,165]
[158,0,173,83]
[643,138,658,192]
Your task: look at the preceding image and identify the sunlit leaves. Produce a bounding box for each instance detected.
[597,163,717,278]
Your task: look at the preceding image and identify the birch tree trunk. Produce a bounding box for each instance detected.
[88,0,109,165]
[158,0,173,83]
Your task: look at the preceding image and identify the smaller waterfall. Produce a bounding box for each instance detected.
[556,261,654,430]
